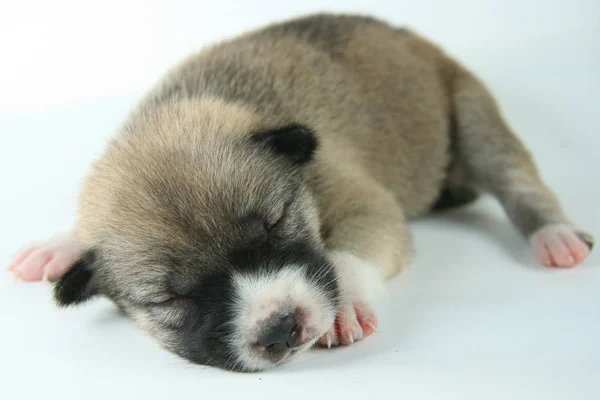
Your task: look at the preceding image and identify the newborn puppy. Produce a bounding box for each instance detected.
[7,13,594,372]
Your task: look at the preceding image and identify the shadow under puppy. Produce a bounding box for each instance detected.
[7,13,594,372]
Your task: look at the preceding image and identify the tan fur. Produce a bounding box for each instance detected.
[74,13,573,317]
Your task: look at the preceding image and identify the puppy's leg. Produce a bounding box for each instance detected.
[7,230,83,281]
[451,66,593,267]
[316,179,411,347]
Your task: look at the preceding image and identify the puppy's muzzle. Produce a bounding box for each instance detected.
[257,313,303,352]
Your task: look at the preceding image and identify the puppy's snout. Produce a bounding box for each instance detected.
[257,313,302,351]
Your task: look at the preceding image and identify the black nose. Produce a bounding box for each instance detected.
[257,314,302,352]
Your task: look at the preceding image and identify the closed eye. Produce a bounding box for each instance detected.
[162,296,183,305]
[148,295,184,306]
[237,200,292,248]
[267,212,283,231]
[266,200,292,233]
[149,290,197,306]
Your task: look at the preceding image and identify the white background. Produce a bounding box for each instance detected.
[1,1,599,399]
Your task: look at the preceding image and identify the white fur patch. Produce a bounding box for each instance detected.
[328,251,385,305]
[229,265,336,371]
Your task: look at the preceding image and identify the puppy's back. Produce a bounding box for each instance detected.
[127,13,456,217]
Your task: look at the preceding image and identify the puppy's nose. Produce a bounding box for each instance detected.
[257,314,302,351]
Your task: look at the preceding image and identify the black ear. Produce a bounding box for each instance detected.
[251,123,318,165]
[54,250,99,306]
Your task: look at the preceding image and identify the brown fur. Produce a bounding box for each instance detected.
[69,13,574,355]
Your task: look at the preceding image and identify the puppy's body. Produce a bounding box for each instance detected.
[9,14,593,371]
[121,14,571,274]
[140,15,449,219]
[112,15,450,275]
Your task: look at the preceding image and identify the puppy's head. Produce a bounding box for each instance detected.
[54,100,338,371]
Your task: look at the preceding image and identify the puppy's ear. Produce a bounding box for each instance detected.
[54,249,100,306]
[251,123,318,166]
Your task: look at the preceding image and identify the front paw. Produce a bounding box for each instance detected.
[317,298,378,347]
[317,251,384,348]
[7,231,82,282]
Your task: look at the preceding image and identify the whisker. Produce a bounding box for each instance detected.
[321,272,343,287]
[200,357,214,372]
[311,261,333,282]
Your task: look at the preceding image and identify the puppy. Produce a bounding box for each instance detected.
[8,13,594,372]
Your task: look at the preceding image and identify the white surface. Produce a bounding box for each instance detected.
[1,1,599,399]
[1,0,599,109]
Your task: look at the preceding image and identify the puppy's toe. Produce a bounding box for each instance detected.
[530,224,593,268]
[353,301,379,336]
[336,301,364,345]
[317,324,339,349]
[42,252,82,281]
[317,300,378,348]
[10,248,53,281]
[7,232,83,282]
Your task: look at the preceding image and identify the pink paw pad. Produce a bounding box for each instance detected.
[7,232,83,282]
[530,224,594,268]
[317,301,378,348]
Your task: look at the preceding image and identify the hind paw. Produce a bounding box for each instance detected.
[530,224,593,268]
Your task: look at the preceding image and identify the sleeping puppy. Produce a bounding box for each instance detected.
[7,13,594,372]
